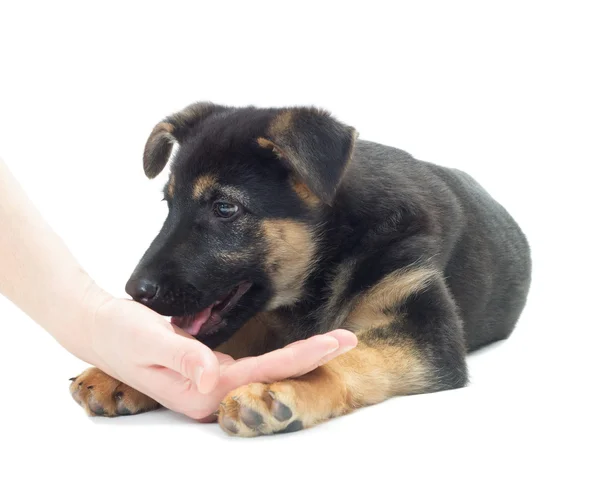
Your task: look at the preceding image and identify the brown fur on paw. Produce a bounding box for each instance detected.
[218,382,305,437]
[69,368,159,417]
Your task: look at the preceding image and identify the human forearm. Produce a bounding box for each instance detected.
[0,158,103,362]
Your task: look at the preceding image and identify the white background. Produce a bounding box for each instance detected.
[0,1,598,502]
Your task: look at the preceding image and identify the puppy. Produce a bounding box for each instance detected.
[70,103,531,436]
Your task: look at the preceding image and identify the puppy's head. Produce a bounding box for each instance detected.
[126,102,356,348]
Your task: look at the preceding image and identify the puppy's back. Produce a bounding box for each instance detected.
[345,140,531,351]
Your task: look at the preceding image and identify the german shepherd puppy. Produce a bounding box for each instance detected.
[70,102,531,436]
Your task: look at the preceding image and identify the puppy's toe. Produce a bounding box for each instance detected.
[218,383,303,437]
[69,368,159,417]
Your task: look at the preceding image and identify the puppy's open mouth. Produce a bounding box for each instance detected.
[171,282,252,338]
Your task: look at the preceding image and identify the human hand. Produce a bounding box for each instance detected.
[78,288,357,419]
[186,327,357,421]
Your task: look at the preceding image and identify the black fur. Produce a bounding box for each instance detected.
[127,102,531,390]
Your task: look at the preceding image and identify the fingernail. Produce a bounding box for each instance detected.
[322,335,340,355]
[194,366,204,390]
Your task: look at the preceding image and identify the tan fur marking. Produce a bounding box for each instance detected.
[344,268,437,333]
[332,339,431,405]
[292,179,320,207]
[143,122,177,178]
[161,122,175,134]
[192,175,217,199]
[167,173,176,198]
[275,365,349,422]
[148,121,175,139]
[265,109,356,202]
[262,219,316,309]
[215,315,273,359]
[257,137,282,156]
[269,110,294,136]
[265,111,307,179]
[257,137,320,208]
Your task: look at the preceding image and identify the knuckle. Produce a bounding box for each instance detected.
[171,346,190,375]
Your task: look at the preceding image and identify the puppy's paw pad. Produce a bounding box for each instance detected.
[240,406,264,429]
[270,394,293,422]
[218,383,301,437]
[279,420,304,433]
[222,416,239,434]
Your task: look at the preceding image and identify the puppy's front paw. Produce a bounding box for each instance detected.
[69,367,159,417]
[218,382,305,437]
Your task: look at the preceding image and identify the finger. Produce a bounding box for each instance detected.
[212,351,235,365]
[221,330,356,389]
[323,329,357,351]
[143,326,220,394]
[289,329,358,377]
[255,329,357,380]
[131,366,220,420]
[197,414,218,424]
[285,339,306,347]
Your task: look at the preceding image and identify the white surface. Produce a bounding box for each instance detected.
[0,2,598,502]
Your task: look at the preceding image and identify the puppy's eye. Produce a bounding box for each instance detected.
[213,201,240,219]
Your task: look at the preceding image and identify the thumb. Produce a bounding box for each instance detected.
[145,324,221,393]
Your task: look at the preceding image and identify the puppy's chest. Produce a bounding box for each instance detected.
[265,261,363,347]
[266,298,351,348]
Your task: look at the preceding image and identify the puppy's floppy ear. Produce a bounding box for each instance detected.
[143,102,228,179]
[143,122,177,179]
[257,108,357,205]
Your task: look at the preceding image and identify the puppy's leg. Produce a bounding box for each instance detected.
[218,278,468,436]
[69,368,160,417]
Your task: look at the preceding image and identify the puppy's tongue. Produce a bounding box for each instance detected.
[171,306,212,336]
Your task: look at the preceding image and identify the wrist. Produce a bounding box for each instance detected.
[53,270,113,366]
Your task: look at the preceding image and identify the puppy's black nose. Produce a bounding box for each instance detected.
[126,277,159,303]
